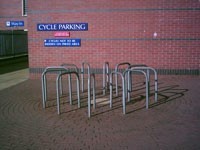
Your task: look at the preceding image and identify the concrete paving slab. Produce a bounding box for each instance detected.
[0,69,29,91]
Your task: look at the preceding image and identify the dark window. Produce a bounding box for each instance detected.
[22,0,27,16]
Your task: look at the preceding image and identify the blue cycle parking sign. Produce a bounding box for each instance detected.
[37,23,88,31]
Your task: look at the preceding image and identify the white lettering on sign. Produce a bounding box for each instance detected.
[37,23,88,31]
[45,43,56,46]
[58,24,86,30]
[49,39,59,42]
[59,40,66,42]
[6,21,24,27]
[38,24,57,31]
[44,38,81,47]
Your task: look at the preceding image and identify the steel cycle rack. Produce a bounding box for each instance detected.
[56,71,80,115]
[41,62,158,118]
[103,62,110,95]
[127,66,158,102]
[114,62,131,96]
[41,66,69,108]
[125,69,149,112]
[81,62,96,118]
[109,71,126,113]
[60,63,79,104]
[125,64,148,99]
[110,69,149,114]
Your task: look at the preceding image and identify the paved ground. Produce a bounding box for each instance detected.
[0,75,200,150]
[0,69,29,91]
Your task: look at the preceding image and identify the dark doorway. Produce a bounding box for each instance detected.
[0,30,28,74]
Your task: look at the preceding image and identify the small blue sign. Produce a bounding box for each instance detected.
[6,21,24,27]
[44,39,81,47]
[37,23,88,31]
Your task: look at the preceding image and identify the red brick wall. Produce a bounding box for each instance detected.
[0,0,27,30]
[27,0,200,78]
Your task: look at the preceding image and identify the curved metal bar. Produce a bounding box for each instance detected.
[103,62,109,95]
[110,71,126,114]
[81,62,96,118]
[114,62,130,96]
[81,62,91,93]
[61,63,79,72]
[60,63,79,96]
[124,69,149,110]
[91,74,96,109]
[56,71,80,115]
[128,66,158,102]
[127,64,148,95]
[41,66,69,108]
[110,69,150,115]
